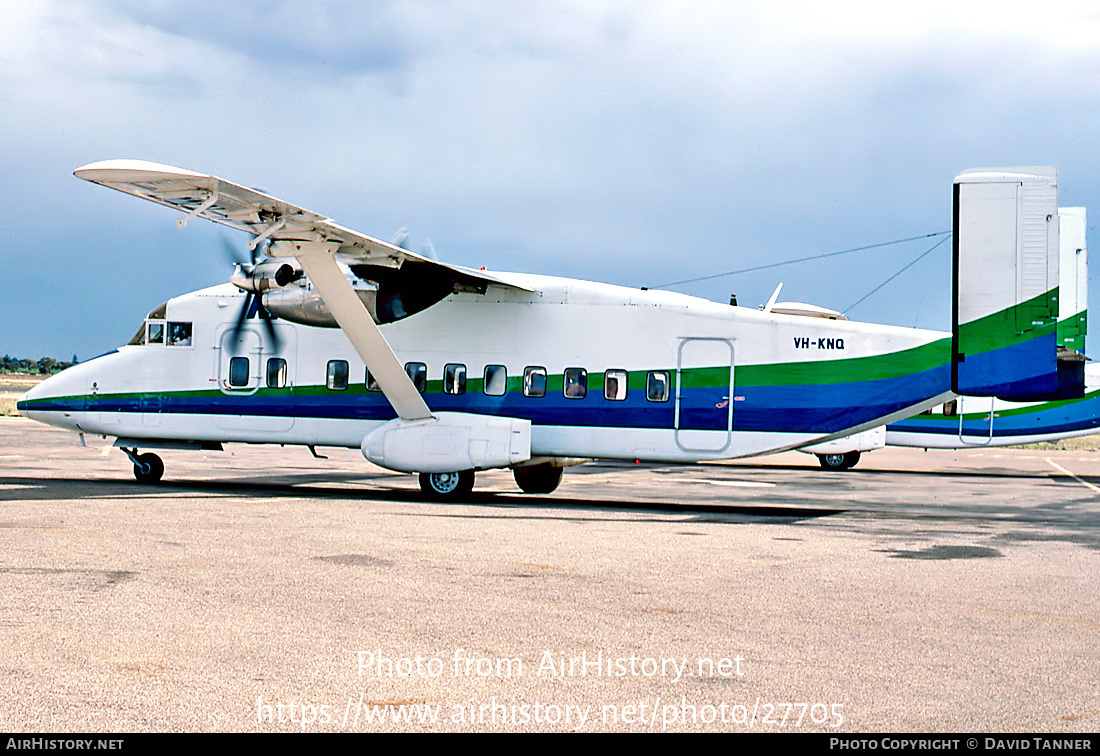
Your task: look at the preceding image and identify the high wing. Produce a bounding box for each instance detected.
[74,159,528,422]
[74,159,525,290]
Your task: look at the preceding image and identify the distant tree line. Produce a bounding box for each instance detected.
[1,355,79,374]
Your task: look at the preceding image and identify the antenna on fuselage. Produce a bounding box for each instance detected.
[762,282,783,313]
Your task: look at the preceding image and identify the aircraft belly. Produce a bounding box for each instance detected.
[528,425,823,462]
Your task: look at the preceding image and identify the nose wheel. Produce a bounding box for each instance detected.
[120,447,165,483]
[133,452,164,483]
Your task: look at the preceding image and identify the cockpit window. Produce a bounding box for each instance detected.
[129,303,172,347]
[167,322,192,346]
[128,321,146,346]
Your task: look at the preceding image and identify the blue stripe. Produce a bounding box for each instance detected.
[888,391,1100,438]
[28,363,955,435]
[956,332,1059,399]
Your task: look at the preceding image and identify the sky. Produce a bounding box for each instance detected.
[3,0,1100,360]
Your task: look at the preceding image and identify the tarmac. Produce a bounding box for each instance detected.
[1,415,1098,732]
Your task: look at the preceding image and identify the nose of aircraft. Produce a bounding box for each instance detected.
[17,363,92,431]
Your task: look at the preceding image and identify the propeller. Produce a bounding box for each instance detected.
[222,235,281,354]
[393,227,438,261]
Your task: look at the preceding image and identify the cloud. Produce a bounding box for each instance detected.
[3,1,1100,357]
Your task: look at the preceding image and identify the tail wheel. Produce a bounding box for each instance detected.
[418,470,475,500]
[133,452,164,483]
[513,464,564,494]
[817,451,861,471]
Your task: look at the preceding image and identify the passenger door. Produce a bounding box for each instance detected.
[215,325,296,432]
[675,338,734,452]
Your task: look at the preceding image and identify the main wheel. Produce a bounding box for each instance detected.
[418,470,475,500]
[513,464,564,494]
[817,451,860,470]
[133,452,164,483]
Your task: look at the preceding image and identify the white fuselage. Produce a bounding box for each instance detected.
[21,273,954,468]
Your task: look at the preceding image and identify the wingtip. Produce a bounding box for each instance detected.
[74,159,208,183]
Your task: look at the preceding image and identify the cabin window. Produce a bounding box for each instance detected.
[605,370,627,401]
[564,368,587,399]
[327,360,349,390]
[405,362,427,393]
[943,400,958,417]
[444,364,466,395]
[229,357,250,387]
[147,321,165,345]
[365,369,381,392]
[167,322,192,346]
[266,358,287,389]
[646,371,670,402]
[523,367,547,398]
[484,365,507,396]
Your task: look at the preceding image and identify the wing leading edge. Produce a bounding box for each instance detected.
[74,160,527,291]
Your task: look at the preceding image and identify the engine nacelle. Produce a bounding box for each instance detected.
[230,260,303,293]
[361,412,532,473]
[262,285,377,328]
[799,425,886,455]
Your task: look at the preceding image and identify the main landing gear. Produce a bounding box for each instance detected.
[419,470,476,500]
[120,447,164,483]
[512,463,564,494]
[417,463,566,500]
[817,451,861,471]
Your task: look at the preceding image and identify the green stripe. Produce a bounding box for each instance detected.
[23,340,955,411]
[947,388,1100,422]
[736,338,951,387]
[1057,308,1087,349]
[958,288,1058,357]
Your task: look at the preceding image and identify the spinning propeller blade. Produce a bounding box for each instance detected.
[223,235,280,354]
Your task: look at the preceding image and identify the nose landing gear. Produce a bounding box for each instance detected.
[120,447,164,483]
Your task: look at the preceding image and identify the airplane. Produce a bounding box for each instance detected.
[17,162,1085,498]
[797,206,1093,470]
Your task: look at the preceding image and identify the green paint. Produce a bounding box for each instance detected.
[737,339,951,388]
[958,288,1058,357]
[1057,308,1087,350]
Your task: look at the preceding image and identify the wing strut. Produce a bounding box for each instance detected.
[287,242,434,422]
[177,190,219,229]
